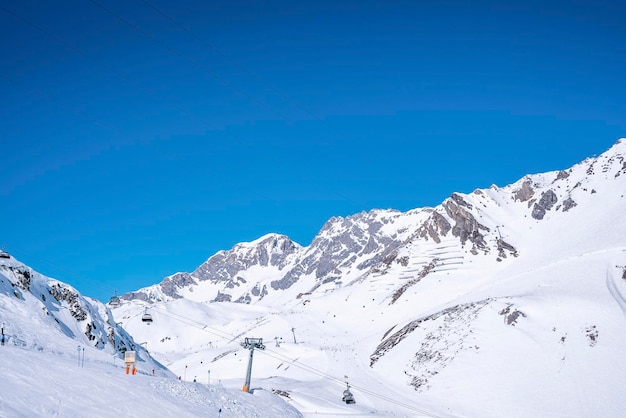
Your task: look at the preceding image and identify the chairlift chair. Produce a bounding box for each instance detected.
[342,383,355,404]
[142,308,153,324]
[108,290,121,307]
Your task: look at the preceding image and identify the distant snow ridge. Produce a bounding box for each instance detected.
[122,138,626,307]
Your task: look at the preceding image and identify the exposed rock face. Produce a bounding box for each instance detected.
[160,273,197,299]
[532,190,558,220]
[514,180,535,202]
[499,304,527,326]
[496,239,518,259]
[272,211,400,291]
[250,284,268,298]
[50,283,88,321]
[195,234,299,282]
[556,170,570,181]
[414,211,451,243]
[271,264,304,292]
[121,291,150,302]
[562,197,577,212]
[214,291,232,302]
[450,193,472,209]
[127,234,301,302]
[443,198,489,250]
[5,266,33,291]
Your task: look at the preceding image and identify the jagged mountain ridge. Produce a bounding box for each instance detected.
[122,139,626,307]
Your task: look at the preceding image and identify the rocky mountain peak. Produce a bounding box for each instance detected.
[193,233,300,280]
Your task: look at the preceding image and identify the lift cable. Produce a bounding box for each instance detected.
[257,348,442,418]
[148,304,242,343]
[146,303,443,417]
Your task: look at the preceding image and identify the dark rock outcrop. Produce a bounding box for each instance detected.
[514,180,535,202]
[414,211,451,243]
[443,199,489,250]
[562,197,577,212]
[160,273,197,299]
[531,190,558,220]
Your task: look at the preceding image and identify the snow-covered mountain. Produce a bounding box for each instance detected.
[4,139,625,416]
[113,138,626,417]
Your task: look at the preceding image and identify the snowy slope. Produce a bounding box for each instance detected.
[114,138,626,417]
[0,254,302,417]
[0,344,302,417]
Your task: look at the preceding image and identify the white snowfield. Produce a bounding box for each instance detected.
[2,139,626,417]
[0,345,301,417]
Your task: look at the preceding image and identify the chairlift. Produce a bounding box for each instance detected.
[342,383,355,404]
[141,308,153,324]
[108,290,121,307]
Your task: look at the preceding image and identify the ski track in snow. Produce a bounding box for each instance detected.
[606,266,626,317]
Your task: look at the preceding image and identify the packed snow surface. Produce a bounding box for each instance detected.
[0,344,301,417]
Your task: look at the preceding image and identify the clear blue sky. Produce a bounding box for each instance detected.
[1,0,624,302]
